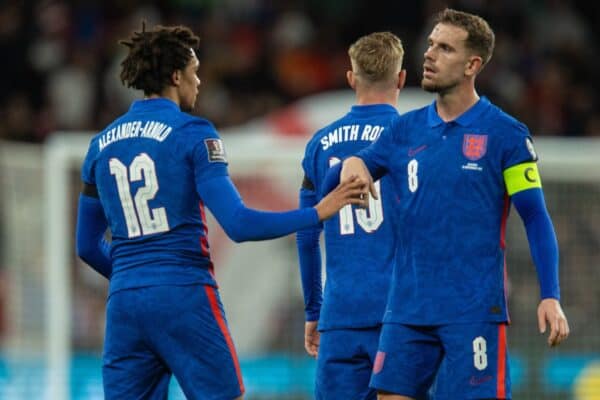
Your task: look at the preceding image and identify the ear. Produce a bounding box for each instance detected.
[346,70,356,90]
[465,56,483,77]
[397,69,407,90]
[171,70,181,87]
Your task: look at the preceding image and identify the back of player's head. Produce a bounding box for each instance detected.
[434,8,495,68]
[119,22,200,96]
[348,32,404,87]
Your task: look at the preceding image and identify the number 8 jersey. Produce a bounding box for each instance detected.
[81,98,227,294]
[358,97,540,325]
[300,104,399,330]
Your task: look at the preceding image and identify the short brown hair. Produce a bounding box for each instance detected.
[348,32,404,85]
[119,22,200,96]
[434,8,495,67]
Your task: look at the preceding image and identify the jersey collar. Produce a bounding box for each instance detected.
[350,104,398,116]
[130,97,180,112]
[427,96,490,127]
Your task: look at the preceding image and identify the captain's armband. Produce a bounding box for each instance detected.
[503,162,542,196]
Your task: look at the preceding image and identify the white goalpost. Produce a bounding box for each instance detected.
[44,133,84,400]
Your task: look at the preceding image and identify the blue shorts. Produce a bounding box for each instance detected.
[315,327,380,400]
[103,284,244,400]
[370,322,510,400]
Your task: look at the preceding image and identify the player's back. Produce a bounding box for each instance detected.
[302,104,399,330]
[81,98,224,294]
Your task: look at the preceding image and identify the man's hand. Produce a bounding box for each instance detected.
[538,298,570,347]
[304,321,320,358]
[341,156,377,201]
[315,175,366,221]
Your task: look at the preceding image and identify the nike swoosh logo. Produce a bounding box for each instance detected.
[408,145,427,156]
[469,375,492,386]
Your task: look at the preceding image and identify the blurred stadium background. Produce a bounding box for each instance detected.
[1,0,599,399]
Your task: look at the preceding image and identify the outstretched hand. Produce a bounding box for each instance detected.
[304,321,320,358]
[315,175,367,221]
[537,298,570,347]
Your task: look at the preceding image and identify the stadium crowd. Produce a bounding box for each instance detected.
[0,0,598,142]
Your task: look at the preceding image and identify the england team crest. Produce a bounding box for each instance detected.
[462,134,488,161]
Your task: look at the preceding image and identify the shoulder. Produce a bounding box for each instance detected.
[384,107,427,144]
[394,106,428,130]
[313,113,348,140]
[403,104,430,120]
[305,125,330,150]
[304,114,346,153]
[174,115,221,147]
[483,102,539,163]
[179,114,218,134]
[86,114,128,155]
[485,102,530,139]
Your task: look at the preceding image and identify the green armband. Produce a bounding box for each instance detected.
[503,162,542,195]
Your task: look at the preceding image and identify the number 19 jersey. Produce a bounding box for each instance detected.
[301,104,399,330]
[81,98,227,294]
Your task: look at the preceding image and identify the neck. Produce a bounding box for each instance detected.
[355,88,399,108]
[435,84,479,122]
[147,89,180,107]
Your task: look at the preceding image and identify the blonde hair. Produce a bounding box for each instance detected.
[348,31,404,85]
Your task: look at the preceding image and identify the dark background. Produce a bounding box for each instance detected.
[1,0,599,142]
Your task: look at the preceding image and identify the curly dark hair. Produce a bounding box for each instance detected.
[119,22,200,96]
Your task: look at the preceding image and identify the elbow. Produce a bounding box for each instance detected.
[222,224,247,243]
[76,244,97,268]
[76,240,112,279]
[76,239,91,262]
[220,208,252,243]
[77,251,94,268]
[228,233,245,243]
[76,235,102,265]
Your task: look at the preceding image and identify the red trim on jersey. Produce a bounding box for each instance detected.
[499,193,510,249]
[198,201,210,255]
[205,285,245,394]
[501,193,511,323]
[198,201,215,279]
[504,256,511,324]
[496,323,507,398]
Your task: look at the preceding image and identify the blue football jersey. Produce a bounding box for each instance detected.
[359,97,537,324]
[302,104,399,330]
[81,98,228,294]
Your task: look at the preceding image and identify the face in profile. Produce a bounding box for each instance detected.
[422,23,471,94]
[178,49,201,112]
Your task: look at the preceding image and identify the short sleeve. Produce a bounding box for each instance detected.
[186,120,230,186]
[502,122,538,170]
[357,114,402,175]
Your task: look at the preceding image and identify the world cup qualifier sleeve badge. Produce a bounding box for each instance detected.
[204,138,227,163]
[462,134,488,161]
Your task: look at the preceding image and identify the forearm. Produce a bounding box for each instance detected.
[513,189,560,299]
[199,176,319,242]
[229,206,319,242]
[321,156,384,197]
[296,188,323,321]
[76,194,112,278]
[345,156,386,182]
